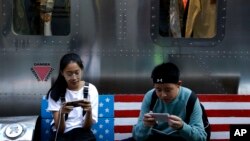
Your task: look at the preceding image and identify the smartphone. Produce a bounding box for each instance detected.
[65,100,84,107]
[148,113,169,122]
[65,99,90,107]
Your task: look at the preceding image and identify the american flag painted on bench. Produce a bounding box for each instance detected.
[114,94,250,141]
[41,95,250,141]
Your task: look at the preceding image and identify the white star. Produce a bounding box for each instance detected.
[45,119,50,123]
[92,129,97,134]
[105,108,109,113]
[99,124,103,129]
[105,97,110,103]
[105,119,110,124]
[105,129,110,134]
[45,130,49,134]
[99,134,104,139]
[99,113,104,117]
[99,102,104,107]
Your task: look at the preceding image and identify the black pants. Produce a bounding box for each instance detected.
[49,128,96,141]
[121,133,186,141]
[147,130,186,141]
[147,135,186,141]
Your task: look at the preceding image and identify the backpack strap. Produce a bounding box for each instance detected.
[185,92,211,141]
[150,90,158,111]
[185,91,197,123]
[82,82,89,116]
[83,82,89,98]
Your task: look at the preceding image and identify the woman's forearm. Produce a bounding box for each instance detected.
[83,111,93,129]
[54,111,66,133]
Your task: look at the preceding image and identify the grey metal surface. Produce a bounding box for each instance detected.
[0,0,250,117]
[0,116,38,140]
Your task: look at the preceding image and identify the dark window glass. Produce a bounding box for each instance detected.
[13,0,70,36]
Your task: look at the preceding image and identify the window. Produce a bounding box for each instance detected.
[13,0,70,36]
[151,0,226,47]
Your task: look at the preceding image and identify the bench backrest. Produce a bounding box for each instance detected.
[41,94,250,141]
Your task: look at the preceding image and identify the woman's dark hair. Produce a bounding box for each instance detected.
[46,53,84,101]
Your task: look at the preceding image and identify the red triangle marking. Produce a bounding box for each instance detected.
[33,66,51,81]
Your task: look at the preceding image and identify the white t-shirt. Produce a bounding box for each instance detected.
[47,83,98,133]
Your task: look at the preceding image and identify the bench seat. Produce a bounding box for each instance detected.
[41,94,250,141]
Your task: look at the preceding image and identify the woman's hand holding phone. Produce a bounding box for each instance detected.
[78,99,92,111]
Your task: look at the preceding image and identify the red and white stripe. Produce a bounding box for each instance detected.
[114,94,250,141]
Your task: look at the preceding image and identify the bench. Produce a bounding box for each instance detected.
[41,94,250,141]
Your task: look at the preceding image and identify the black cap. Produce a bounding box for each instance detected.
[151,62,180,84]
